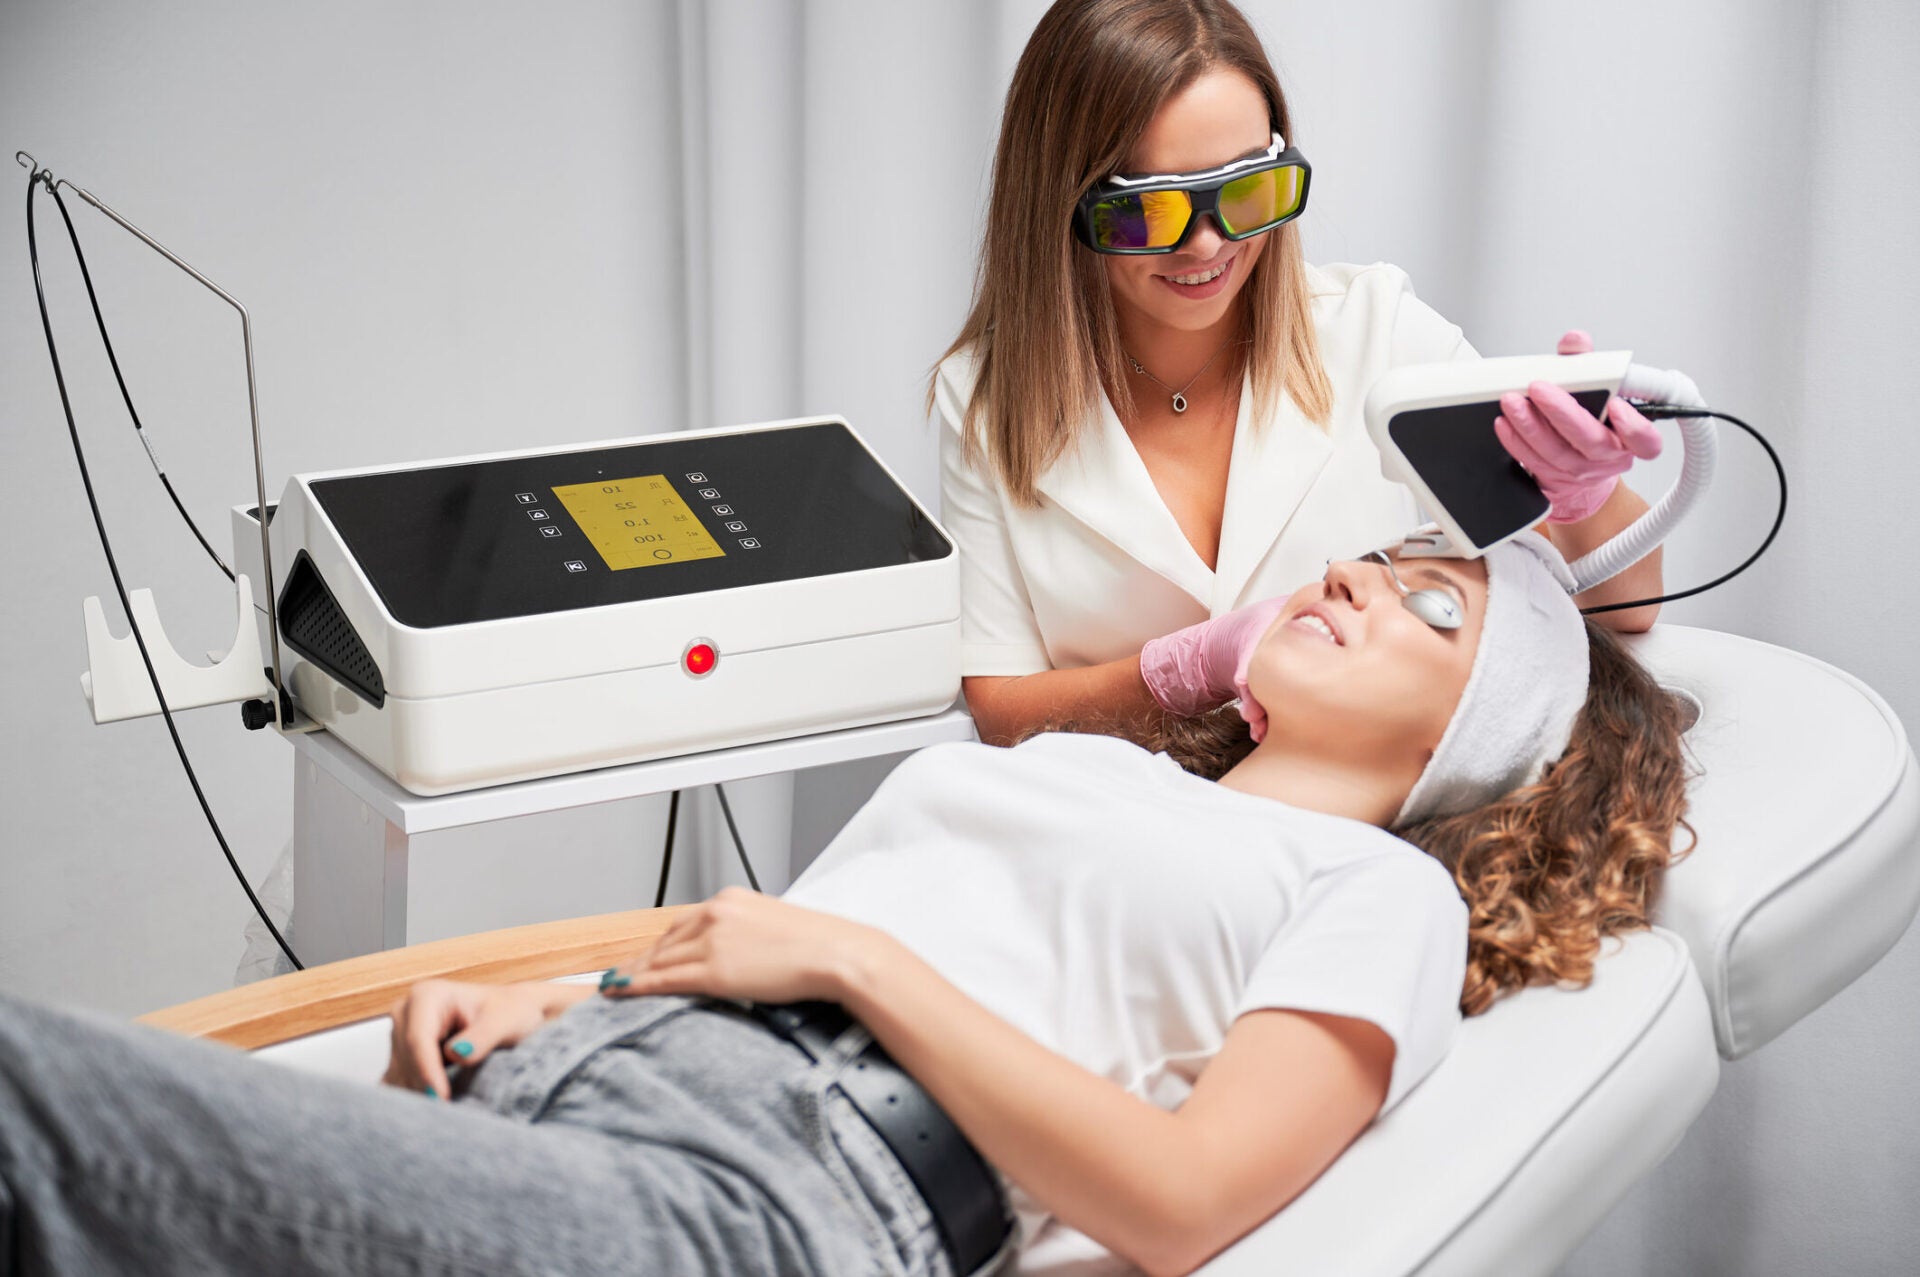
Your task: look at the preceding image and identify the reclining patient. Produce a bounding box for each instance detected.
[0,532,1693,1277]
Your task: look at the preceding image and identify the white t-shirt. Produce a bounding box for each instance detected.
[781,730,1468,1264]
[935,260,1483,677]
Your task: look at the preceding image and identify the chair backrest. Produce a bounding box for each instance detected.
[1622,625,1920,1059]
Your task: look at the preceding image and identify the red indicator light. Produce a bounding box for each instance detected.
[684,642,717,676]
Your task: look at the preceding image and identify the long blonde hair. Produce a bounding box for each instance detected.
[928,0,1334,507]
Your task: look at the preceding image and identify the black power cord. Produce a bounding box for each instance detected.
[713,785,762,891]
[653,791,680,908]
[1576,402,1787,616]
[652,784,762,908]
[23,161,303,972]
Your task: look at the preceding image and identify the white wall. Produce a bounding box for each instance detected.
[0,0,694,1011]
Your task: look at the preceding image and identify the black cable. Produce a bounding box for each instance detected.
[61,226,236,582]
[653,789,680,908]
[1576,403,1786,617]
[159,473,235,582]
[25,164,302,972]
[650,785,760,905]
[713,783,761,892]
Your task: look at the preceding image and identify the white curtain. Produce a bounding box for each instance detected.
[3,1,1915,1270]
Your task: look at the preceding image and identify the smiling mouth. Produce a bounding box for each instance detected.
[1162,258,1229,285]
[1287,606,1344,646]
[1157,249,1234,279]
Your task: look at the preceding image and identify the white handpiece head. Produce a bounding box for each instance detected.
[1364,350,1633,559]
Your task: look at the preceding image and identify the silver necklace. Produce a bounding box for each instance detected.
[1123,337,1238,414]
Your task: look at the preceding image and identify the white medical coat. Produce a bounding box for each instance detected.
[935,260,1480,676]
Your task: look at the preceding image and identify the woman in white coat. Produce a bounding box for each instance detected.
[934,0,1671,746]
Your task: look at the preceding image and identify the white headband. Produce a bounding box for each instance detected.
[1394,531,1591,827]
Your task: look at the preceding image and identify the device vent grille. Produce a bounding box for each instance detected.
[278,552,386,707]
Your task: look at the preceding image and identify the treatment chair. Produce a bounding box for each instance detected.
[144,625,1920,1276]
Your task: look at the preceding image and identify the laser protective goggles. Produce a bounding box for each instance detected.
[1072,132,1311,254]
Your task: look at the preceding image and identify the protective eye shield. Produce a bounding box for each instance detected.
[1072,132,1311,254]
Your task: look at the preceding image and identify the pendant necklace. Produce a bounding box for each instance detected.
[1123,336,1241,414]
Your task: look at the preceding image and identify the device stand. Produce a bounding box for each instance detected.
[283,705,977,964]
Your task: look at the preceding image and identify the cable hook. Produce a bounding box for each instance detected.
[16,151,52,188]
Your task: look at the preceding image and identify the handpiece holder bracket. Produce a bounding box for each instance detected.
[20,152,291,731]
[81,576,272,723]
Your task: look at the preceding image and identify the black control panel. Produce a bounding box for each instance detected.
[308,422,951,629]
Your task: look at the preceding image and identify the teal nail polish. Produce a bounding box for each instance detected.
[599,970,629,990]
[424,1085,438,1098]
[451,1039,474,1058]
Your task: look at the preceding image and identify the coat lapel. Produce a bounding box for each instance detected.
[1211,374,1335,613]
[1033,388,1216,609]
[1033,372,1337,616]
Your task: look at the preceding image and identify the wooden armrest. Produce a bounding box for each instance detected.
[138,905,699,1051]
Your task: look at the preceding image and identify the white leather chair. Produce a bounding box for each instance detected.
[145,625,1920,1277]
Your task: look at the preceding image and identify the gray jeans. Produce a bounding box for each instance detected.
[0,989,1019,1277]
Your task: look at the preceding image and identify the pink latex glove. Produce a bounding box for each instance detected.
[1139,595,1290,719]
[1493,330,1665,525]
[1231,616,1284,744]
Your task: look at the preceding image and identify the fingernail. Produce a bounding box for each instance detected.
[424,1085,438,1099]
[451,1040,474,1058]
[598,970,627,991]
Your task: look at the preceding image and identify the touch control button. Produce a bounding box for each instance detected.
[685,472,707,483]
[515,492,537,504]
[698,488,720,500]
[739,537,760,549]
[725,520,747,532]
[539,525,562,538]
[564,560,587,573]
[712,504,733,516]
[528,509,550,522]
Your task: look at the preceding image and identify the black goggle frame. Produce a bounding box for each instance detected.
[1072,132,1313,255]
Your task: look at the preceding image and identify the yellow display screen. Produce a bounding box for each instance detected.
[550,475,726,571]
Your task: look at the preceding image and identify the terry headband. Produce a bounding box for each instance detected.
[1394,530,1591,827]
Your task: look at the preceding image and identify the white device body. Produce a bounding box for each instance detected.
[1364,350,1632,557]
[232,416,960,796]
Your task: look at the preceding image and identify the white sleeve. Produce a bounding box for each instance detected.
[1234,852,1468,1114]
[1386,266,1482,367]
[934,364,1055,677]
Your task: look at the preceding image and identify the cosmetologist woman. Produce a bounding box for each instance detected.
[932,0,1673,746]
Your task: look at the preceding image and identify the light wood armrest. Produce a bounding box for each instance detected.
[138,905,700,1051]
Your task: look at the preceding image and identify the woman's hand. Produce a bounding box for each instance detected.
[382,979,590,1100]
[598,886,887,1007]
[1494,329,1664,525]
[1139,595,1291,719]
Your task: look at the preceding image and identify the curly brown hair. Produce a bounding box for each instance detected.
[1016,621,1699,1016]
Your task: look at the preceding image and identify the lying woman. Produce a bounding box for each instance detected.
[0,532,1693,1277]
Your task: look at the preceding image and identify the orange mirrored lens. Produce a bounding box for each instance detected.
[1090,189,1193,250]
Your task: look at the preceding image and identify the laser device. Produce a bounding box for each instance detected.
[231,418,959,795]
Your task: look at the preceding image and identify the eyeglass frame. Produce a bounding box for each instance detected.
[1071,131,1313,255]
[1359,549,1465,631]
